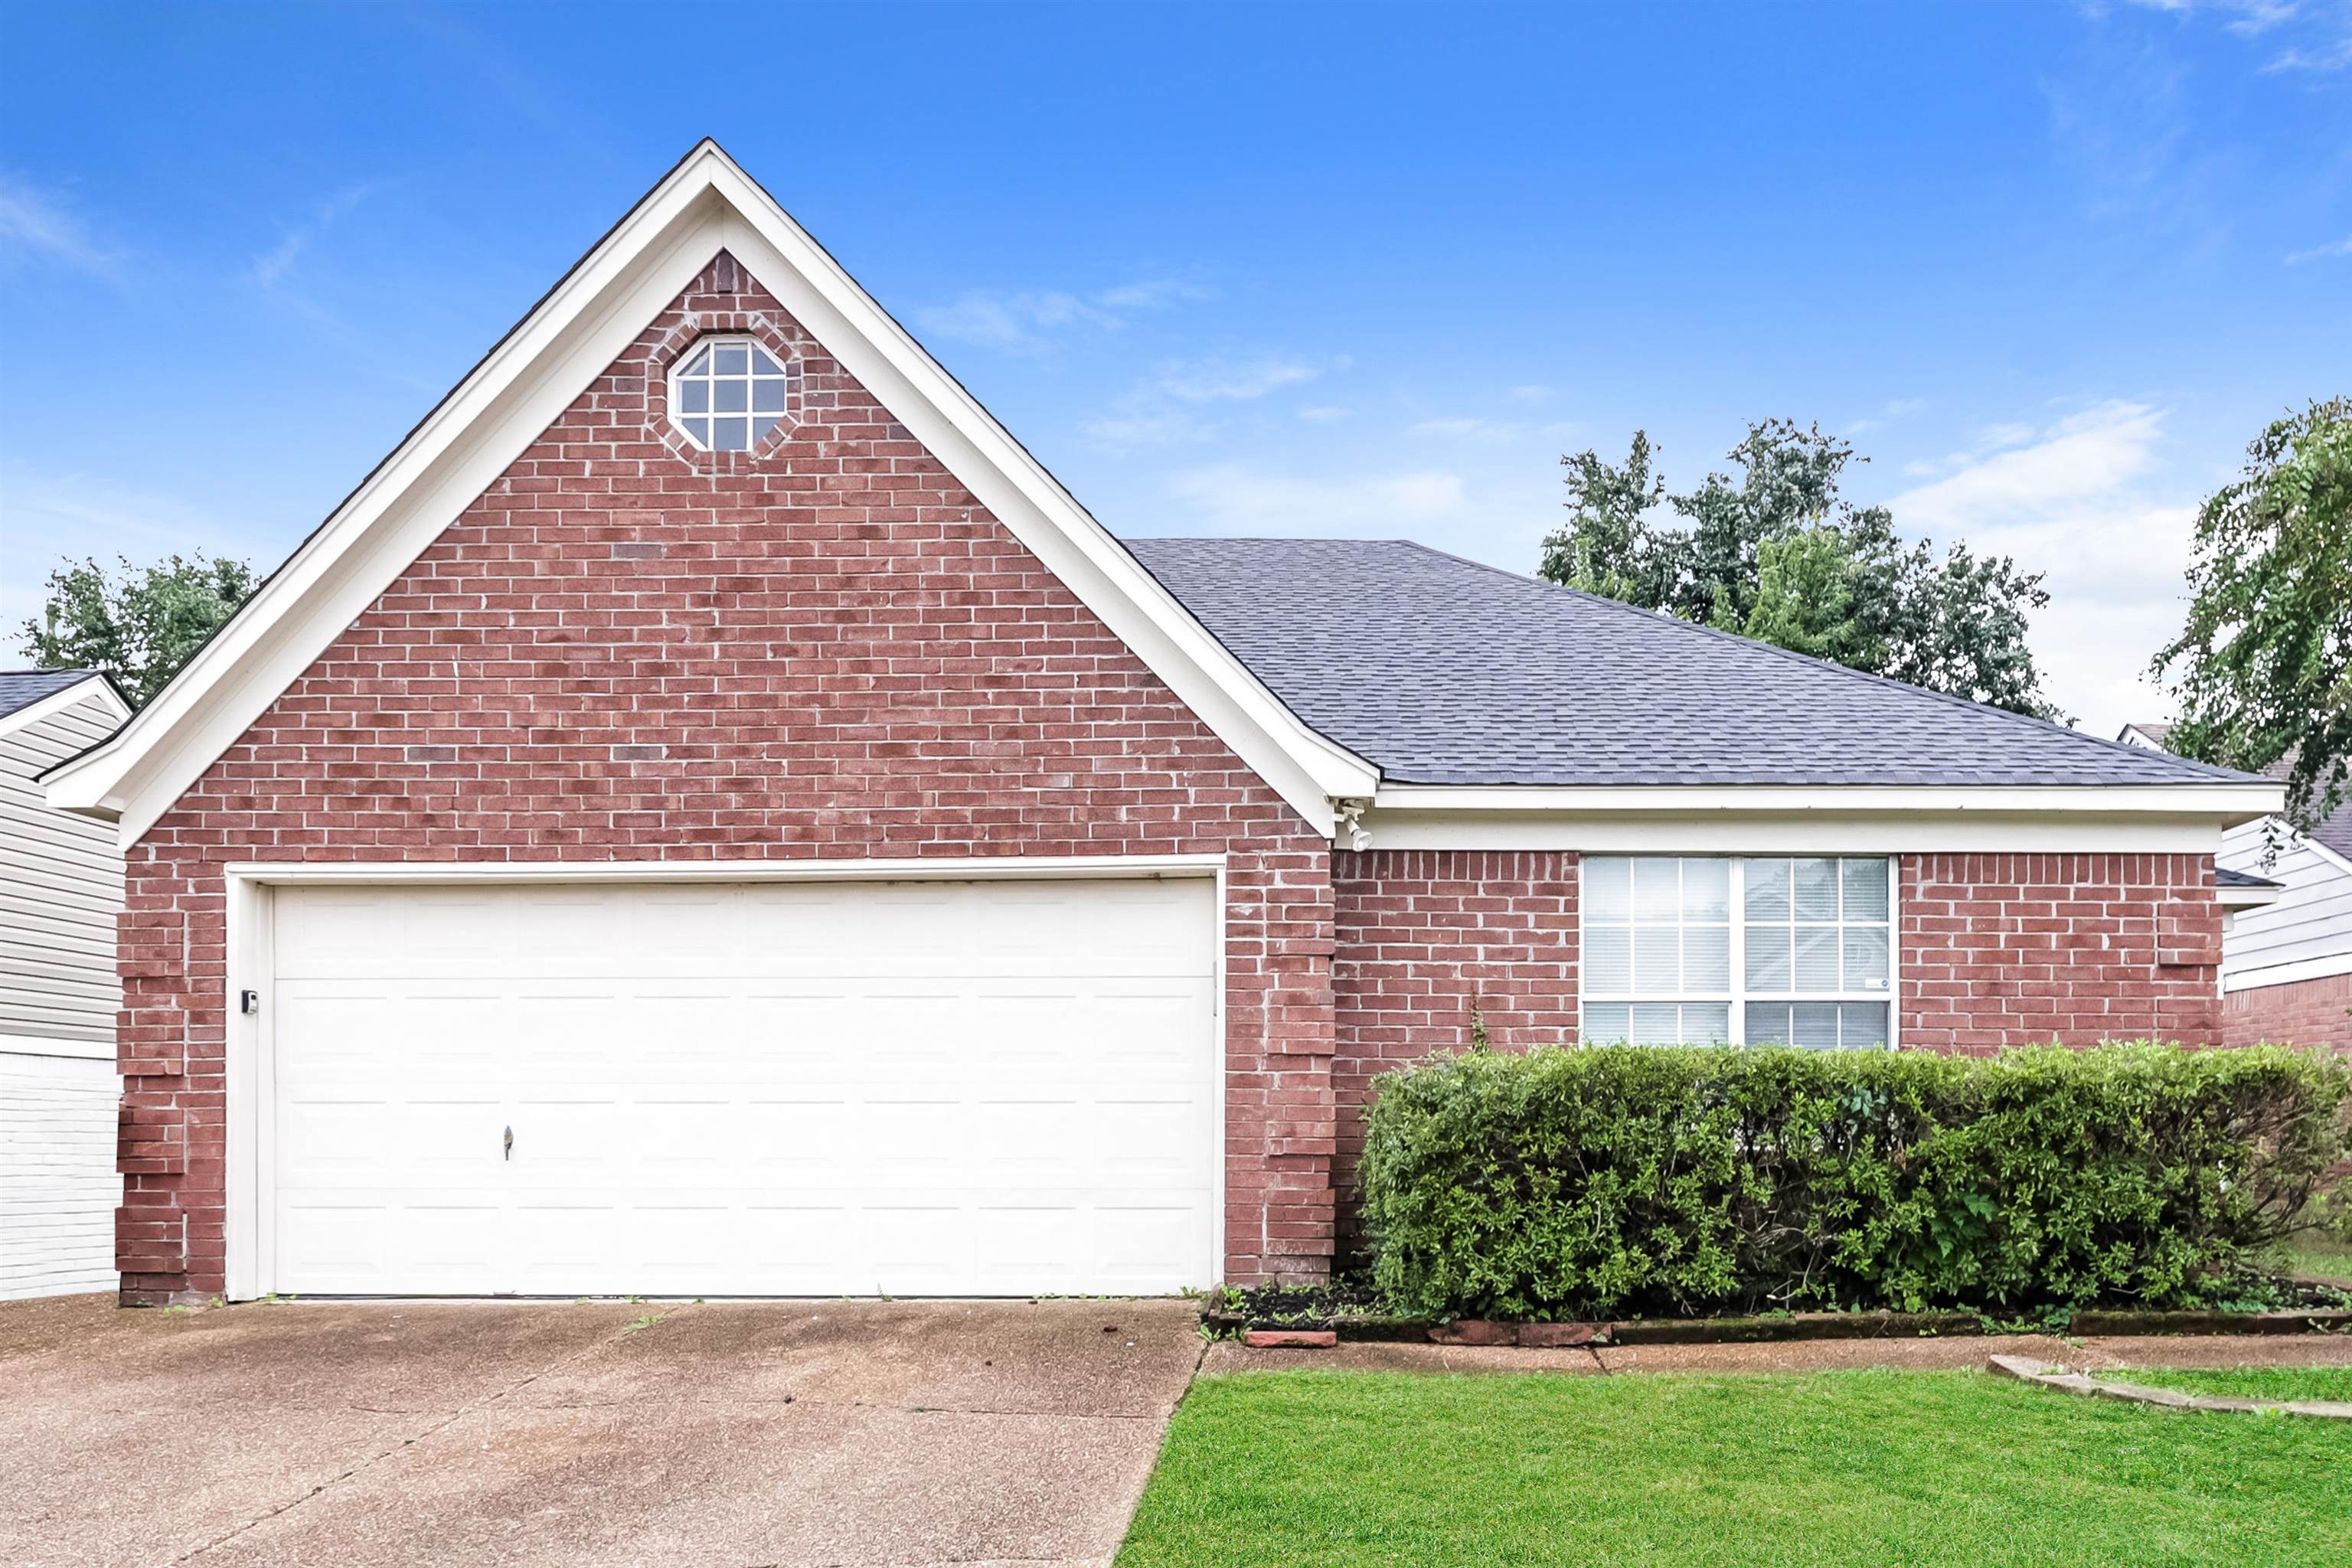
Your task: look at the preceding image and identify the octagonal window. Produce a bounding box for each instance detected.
[670,338,789,451]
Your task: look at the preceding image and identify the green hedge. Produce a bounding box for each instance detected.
[1359,1042,2352,1321]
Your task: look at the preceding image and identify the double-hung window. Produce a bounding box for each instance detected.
[1581,856,1895,1048]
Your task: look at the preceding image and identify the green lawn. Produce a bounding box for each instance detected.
[2275,1239,2352,1283]
[1116,1368,2352,1568]
[2117,1364,2352,1403]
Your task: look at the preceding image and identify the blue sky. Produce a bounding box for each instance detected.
[2,1,2347,736]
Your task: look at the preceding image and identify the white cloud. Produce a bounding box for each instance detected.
[1162,462,1472,536]
[0,463,276,652]
[1887,401,2199,733]
[1150,355,1325,403]
[1506,384,1557,404]
[0,172,121,277]
[915,289,1115,352]
[1081,354,1338,450]
[1893,401,2168,529]
[1406,415,1579,443]
[1079,408,1214,449]
[1846,397,1927,436]
[2265,31,2352,70]
[249,183,377,287]
[1092,277,1217,311]
[913,276,1215,354]
[2122,0,2302,34]
[1296,405,1352,423]
[2285,234,2352,263]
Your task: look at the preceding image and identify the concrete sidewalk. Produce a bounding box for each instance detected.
[0,1292,1204,1568]
[1200,1328,2352,1377]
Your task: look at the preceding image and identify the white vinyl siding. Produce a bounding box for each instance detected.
[1583,855,1895,1049]
[0,1050,118,1298]
[2219,818,2352,990]
[1,687,126,1050]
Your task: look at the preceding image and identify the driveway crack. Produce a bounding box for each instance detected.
[171,1304,698,1563]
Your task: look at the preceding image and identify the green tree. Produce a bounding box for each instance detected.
[2156,397,2352,835]
[18,553,255,707]
[1540,420,2057,718]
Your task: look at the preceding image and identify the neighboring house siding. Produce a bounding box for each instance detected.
[1,683,125,1298]
[2,688,125,1046]
[2216,818,2352,991]
[2224,970,2352,1050]
[0,1053,119,1298]
[1331,850,1579,1241]
[117,254,1338,1304]
[1900,853,2221,1050]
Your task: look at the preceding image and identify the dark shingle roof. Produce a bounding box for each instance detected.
[1124,538,2256,789]
[0,669,102,721]
[2217,867,2282,890]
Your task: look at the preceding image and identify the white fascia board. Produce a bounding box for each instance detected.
[1363,782,2281,854]
[0,676,131,743]
[46,142,1374,845]
[2216,882,2285,910]
[1364,809,2234,854]
[1372,782,2282,822]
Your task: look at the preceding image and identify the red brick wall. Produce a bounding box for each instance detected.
[2223,971,2352,1050]
[117,253,1337,1302]
[1899,853,2223,1051]
[1331,850,1578,1242]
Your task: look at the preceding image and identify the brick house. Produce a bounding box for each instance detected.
[46,143,2278,1306]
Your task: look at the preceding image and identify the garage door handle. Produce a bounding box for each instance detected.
[503,1125,513,1161]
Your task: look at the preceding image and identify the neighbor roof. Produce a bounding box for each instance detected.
[0,669,108,722]
[2216,867,2283,890]
[1125,538,2257,789]
[2127,721,2352,863]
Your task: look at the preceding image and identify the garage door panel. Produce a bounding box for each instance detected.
[268,875,1218,1296]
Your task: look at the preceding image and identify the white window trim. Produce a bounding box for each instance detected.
[1579,854,1901,1050]
[667,335,791,452]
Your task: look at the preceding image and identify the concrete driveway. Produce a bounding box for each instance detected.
[0,1292,1204,1568]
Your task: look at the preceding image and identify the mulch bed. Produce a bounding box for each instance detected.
[1202,1275,2352,1347]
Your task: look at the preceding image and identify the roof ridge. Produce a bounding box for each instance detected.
[1384,539,2257,786]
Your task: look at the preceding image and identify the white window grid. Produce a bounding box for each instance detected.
[668,337,791,452]
[1579,855,1899,1050]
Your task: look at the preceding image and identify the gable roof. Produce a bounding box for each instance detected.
[0,669,129,738]
[1128,538,2261,790]
[0,669,101,721]
[41,141,1377,843]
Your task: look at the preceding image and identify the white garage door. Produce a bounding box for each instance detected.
[266,876,1219,1297]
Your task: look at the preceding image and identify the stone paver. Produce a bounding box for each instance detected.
[1990,1352,2352,1419]
[0,1294,1201,1568]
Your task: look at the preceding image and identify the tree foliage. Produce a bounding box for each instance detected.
[1539,420,2057,718]
[2156,397,2352,836]
[18,553,255,707]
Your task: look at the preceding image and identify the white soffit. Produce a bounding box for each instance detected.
[43,141,1377,844]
